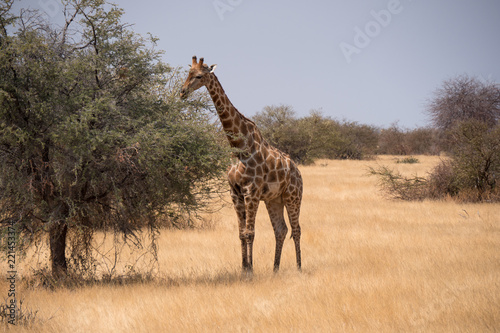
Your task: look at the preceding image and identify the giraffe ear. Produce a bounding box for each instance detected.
[209,64,217,73]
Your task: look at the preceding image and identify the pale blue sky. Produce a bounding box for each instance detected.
[16,0,500,128]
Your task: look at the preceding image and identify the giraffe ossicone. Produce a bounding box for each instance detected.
[181,56,303,273]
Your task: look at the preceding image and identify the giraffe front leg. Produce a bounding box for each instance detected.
[243,196,260,273]
[244,228,255,274]
[230,185,249,271]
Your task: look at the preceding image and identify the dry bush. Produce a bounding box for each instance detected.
[426,160,457,199]
[371,152,500,203]
[368,165,429,201]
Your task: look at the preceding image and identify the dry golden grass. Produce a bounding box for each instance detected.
[2,155,499,332]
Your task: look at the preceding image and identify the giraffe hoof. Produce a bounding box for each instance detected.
[241,268,253,280]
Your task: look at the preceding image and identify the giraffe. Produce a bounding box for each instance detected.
[180,56,302,273]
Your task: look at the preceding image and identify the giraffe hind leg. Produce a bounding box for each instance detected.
[285,200,302,271]
[265,198,288,272]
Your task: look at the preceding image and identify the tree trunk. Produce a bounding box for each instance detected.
[49,221,68,278]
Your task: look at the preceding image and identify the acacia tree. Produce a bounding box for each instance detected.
[427,74,500,133]
[0,0,228,278]
[427,75,500,200]
[445,120,500,201]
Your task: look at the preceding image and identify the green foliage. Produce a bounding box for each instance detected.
[0,0,228,275]
[252,104,309,163]
[378,123,439,155]
[293,110,345,164]
[254,106,440,164]
[446,121,500,201]
[253,105,379,164]
[336,120,379,159]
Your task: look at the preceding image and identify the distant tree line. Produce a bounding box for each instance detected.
[253,105,440,164]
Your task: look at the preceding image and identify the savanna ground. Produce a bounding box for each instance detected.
[1,156,499,332]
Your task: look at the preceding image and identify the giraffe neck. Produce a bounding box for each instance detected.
[205,73,263,150]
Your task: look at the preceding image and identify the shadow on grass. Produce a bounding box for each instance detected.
[20,266,253,291]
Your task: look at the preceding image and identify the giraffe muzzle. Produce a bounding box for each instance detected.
[180,88,188,100]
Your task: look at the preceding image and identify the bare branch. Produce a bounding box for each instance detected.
[60,2,79,47]
[427,75,500,132]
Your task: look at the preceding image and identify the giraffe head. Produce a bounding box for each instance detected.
[180,56,217,99]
